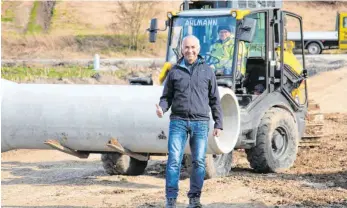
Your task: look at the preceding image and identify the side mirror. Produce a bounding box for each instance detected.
[148,18,158,43]
[238,17,257,43]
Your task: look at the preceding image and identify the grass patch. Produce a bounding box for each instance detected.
[2,17,14,22]
[1,66,97,82]
[27,1,42,34]
[1,65,139,83]
[2,7,15,22]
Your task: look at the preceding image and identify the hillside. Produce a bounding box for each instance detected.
[2,1,347,59]
[283,2,347,31]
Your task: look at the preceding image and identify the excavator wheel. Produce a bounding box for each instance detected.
[300,99,324,147]
[101,153,148,176]
[183,153,233,179]
[245,108,299,173]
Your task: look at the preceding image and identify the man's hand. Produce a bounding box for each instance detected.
[213,129,222,137]
[156,104,163,118]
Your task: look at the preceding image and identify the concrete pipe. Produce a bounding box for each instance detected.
[1,79,240,155]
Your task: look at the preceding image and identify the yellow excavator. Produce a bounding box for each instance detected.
[147,0,325,175]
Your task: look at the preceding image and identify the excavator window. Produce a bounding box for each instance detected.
[242,12,267,95]
[246,13,266,58]
[167,15,237,64]
[281,13,307,106]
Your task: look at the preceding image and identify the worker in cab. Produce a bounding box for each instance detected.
[209,26,248,81]
[209,25,235,75]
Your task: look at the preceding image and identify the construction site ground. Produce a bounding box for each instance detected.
[2,66,347,207]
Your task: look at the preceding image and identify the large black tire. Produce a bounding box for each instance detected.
[246,108,299,173]
[183,152,233,179]
[101,153,148,176]
[307,42,322,55]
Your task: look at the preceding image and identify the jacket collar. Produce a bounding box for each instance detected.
[177,55,205,67]
[176,55,205,73]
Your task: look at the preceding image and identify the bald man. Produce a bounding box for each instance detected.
[156,35,223,208]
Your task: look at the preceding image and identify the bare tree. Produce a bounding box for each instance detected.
[116,1,160,50]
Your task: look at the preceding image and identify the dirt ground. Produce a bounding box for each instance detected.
[2,68,347,207]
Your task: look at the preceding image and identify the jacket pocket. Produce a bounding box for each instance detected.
[171,99,185,113]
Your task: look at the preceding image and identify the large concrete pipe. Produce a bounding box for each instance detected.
[1,79,240,155]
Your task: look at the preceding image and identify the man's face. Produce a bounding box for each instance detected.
[182,37,200,64]
[219,30,231,41]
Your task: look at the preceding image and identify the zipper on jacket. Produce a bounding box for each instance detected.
[177,60,200,119]
[189,64,198,118]
[189,74,192,118]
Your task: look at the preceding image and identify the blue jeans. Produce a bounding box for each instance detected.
[165,119,209,199]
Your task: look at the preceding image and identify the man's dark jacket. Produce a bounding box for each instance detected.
[159,56,223,129]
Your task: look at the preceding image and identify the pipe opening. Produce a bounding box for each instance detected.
[212,92,240,153]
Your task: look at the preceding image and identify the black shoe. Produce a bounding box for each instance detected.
[187,197,202,208]
[166,198,177,208]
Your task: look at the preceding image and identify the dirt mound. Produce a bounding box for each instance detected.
[308,67,347,113]
[283,2,347,31]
